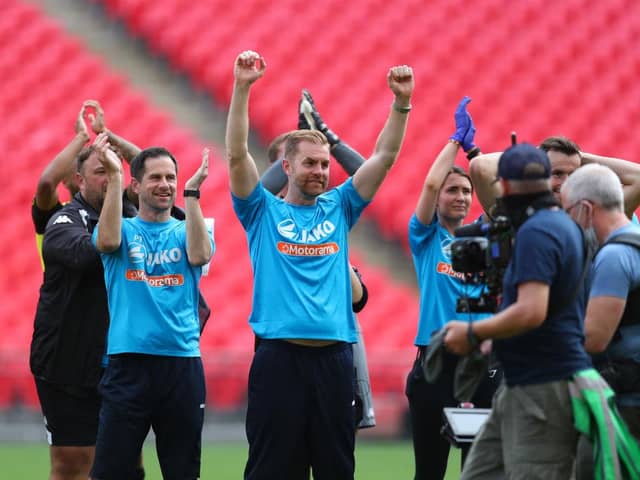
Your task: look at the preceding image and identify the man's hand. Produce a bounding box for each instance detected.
[185,148,209,191]
[74,103,90,140]
[93,132,122,176]
[443,321,473,355]
[85,99,106,134]
[234,50,266,86]
[387,65,414,105]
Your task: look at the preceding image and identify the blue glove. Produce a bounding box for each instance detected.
[449,96,472,145]
[461,113,477,153]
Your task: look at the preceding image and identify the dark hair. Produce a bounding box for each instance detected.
[267,133,290,165]
[130,147,178,181]
[443,165,474,193]
[75,146,97,174]
[284,130,328,160]
[539,136,581,157]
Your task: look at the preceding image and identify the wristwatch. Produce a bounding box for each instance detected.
[184,189,200,199]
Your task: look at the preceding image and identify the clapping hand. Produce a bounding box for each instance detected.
[185,148,209,191]
[93,132,122,176]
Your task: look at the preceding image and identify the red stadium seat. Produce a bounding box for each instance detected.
[8,0,640,415]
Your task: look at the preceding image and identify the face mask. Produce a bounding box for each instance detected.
[583,227,599,256]
[575,203,600,254]
[496,191,559,231]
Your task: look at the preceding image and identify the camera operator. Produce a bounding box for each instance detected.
[444,143,592,479]
[406,97,501,480]
[561,164,640,478]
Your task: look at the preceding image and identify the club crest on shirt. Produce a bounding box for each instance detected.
[128,242,147,264]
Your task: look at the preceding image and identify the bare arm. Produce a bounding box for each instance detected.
[352,65,414,201]
[85,99,141,163]
[94,133,124,253]
[468,152,503,216]
[415,96,474,224]
[184,149,213,266]
[225,51,264,198]
[584,296,626,353]
[36,104,89,210]
[581,151,640,218]
[415,142,459,224]
[106,129,141,164]
[444,281,549,354]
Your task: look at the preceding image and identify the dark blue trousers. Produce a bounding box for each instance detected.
[91,354,205,480]
[244,339,355,480]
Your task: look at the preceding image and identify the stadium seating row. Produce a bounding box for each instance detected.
[100,0,640,246]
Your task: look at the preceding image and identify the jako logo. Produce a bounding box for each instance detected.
[128,243,182,266]
[277,219,297,240]
[146,248,182,266]
[276,219,336,243]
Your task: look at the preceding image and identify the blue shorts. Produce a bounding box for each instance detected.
[90,354,205,480]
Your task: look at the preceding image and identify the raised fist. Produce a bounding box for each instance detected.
[387,65,414,102]
[234,50,267,86]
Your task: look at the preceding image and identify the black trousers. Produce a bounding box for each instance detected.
[405,348,501,480]
[244,339,355,480]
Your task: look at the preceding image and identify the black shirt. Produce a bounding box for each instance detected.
[30,193,136,387]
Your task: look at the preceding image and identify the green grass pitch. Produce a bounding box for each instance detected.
[0,440,461,479]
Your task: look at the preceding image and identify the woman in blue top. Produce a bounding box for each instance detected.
[405,97,501,480]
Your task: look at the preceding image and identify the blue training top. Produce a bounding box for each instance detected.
[495,209,591,386]
[409,214,490,346]
[93,217,214,357]
[590,223,640,407]
[232,178,368,342]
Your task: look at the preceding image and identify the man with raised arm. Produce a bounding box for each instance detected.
[469,135,640,220]
[32,100,141,268]
[89,134,213,480]
[225,50,413,480]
